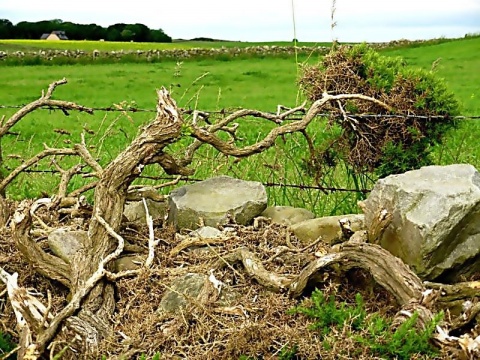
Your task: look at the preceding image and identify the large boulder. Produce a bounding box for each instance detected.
[361,164,480,281]
[168,176,267,230]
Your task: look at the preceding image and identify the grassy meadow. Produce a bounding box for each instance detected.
[0,39,324,52]
[1,37,479,215]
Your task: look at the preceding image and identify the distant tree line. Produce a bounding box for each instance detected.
[0,19,172,42]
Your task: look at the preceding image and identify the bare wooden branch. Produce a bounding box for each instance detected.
[0,147,78,194]
[11,201,71,287]
[0,79,93,138]
[73,134,103,175]
[147,152,194,175]
[31,211,126,356]
[143,198,156,268]
[190,94,389,158]
[104,200,158,280]
[129,174,181,191]
[424,280,480,302]
[50,162,85,208]
[69,181,98,198]
[215,247,293,292]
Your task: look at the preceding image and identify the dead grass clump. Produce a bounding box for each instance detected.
[0,206,445,359]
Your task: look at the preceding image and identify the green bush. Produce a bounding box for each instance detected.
[299,44,459,177]
[289,290,366,337]
[290,289,442,359]
[0,331,17,360]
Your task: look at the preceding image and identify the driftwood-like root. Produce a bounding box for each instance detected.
[5,81,471,359]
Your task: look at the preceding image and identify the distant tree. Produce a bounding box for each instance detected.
[128,23,150,42]
[121,29,134,41]
[51,19,63,26]
[0,19,14,39]
[6,19,171,42]
[106,28,122,42]
[87,24,107,40]
[59,21,81,39]
[150,28,172,43]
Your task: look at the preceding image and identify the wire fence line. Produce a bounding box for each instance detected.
[8,169,369,194]
[2,102,478,195]
[1,103,479,120]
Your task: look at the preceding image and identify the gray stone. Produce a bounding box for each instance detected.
[124,198,167,224]
[261,206,315,225]
[168,176,267,230]
[159,273,207,313]
[189,226,223,238]
[48,228,86,263]
[158,273,238,314]
[290,214,364,245]
[114,255,144,272]
[361,164,480,281]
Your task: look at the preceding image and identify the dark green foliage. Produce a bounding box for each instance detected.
[300,44,459,177]
[291,289,441,359]
[0,331,17,359]
[0,18,172,43]
[290,290,366,337]
[356,312,443,359]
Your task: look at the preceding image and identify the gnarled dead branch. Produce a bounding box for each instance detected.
[0,78,93,139]
[4,81,454,359]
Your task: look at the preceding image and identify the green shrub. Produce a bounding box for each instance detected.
[289,290,366,337]
[0,331,17,360]
[290,289,442,359]
[299,44,459,177]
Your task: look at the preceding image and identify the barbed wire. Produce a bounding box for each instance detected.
[11,169,369,194]
[1,102,476,195]
[1,103,479,120]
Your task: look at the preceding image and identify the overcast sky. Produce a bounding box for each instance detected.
[1,0,479,42]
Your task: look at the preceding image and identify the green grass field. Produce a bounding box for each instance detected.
[1,37,479,215]
[0,39,324,52]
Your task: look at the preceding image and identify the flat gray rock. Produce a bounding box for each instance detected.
[158,273,238,314]
[189,226,223,238]
[159,273,207,313]
[361,164,480,281]
[168,176,267,230]
[48,228,86,263]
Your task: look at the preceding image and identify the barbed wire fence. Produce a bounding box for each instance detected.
[2,103,479,195]
[2,103,480,120]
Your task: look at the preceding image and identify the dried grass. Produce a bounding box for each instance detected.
[0,202,447,359]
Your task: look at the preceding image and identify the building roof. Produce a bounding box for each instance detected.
[40,31,69,40]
